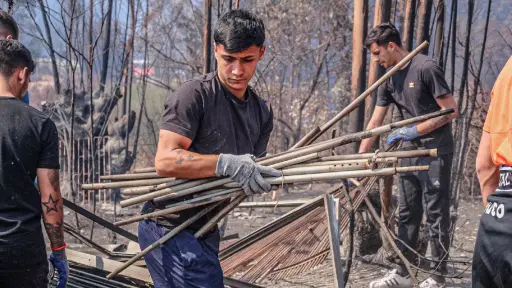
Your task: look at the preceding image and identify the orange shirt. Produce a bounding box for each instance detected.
[483,56,512,166]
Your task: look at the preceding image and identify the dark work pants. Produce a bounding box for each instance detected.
[138,220,224,288]
[472,166,512,288]
[395,154,452,283]
[0,262,48,288]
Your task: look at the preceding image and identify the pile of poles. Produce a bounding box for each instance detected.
[79,40,455,282]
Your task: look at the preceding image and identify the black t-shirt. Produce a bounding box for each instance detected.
[0,97,60,268]
[144,72,273,230]
[376,54,454,155]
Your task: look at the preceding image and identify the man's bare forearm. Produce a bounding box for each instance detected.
[41,169,65,249]
[479,168,499,207]
[416,113,453,135]
[155,148,219,179]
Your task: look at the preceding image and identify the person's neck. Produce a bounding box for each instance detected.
[0,90,16,99]
[393,49,411,70]
[218,76,247,101]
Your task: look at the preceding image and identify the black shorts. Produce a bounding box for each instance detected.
[472,166,512,288]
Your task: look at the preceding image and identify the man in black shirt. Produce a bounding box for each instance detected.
[139,10,278,287]
[359,24,458,288]
[0,39,68,287]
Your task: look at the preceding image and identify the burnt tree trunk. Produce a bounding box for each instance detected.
[203,0,212,75]
[348,0,368,153]
[452,0,474,194]
[99,0,113,93]
[38,0,61,94]
[416,0,433,55]
[402,0,417,51]
[434,0,445,66]
[449,0,457,91]
[365,0,392,128]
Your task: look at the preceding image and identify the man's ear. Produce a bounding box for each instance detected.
[19,67,30,85]
[259,45,266,59]
[5,35,13,40]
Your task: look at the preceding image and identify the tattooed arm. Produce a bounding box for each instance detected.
[37,168,65,250]
[155,129,219,179]
[416,93,459,135]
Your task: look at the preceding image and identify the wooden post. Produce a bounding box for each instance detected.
[324,194,344,288]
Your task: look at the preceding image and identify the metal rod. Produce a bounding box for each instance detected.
[82,177,176,190]
[63,198,138,242]
[106,202,221,279]
[292,41,429,148]
[194,194,246,238]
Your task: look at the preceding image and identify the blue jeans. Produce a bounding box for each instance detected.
[138,220,224,288]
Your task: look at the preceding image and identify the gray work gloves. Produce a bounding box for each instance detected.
[216,154,281,196]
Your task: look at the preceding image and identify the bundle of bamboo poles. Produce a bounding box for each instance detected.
[76,41,457,279]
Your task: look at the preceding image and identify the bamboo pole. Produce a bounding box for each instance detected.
[194,194,246,238]
[106,202,221,279]
[132,167,155,173]
[121,178,200,195]
[293,158,397,168]
[82,177,176,190]
[260,109,453,166]
[114,188,240,226]
[292,41,429,148]
[318,148,437,162]
[100,172,162,181]
[237,200,309,209]
[119,178,214,207]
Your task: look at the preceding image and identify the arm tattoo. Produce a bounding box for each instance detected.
[43,220,65,248]
[48,169,60,192]
[42,194,59,213]
[187,155,194,160]
[423,114,452,132]
[176,156,184,164]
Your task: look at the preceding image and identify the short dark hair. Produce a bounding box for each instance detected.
[0,40,35,77]
[365,23,401,49]
[0,10,19,39]
[213,9,265,53]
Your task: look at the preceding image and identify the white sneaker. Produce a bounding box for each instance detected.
[419,278,446,288]
[368,269,412,288]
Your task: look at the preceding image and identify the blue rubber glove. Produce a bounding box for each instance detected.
[386,126,420,145]
[49,249,69,288]
[347,177,360,188]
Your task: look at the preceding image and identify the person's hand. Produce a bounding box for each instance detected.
[49,249,69,288]
[386,126,420,145]
[216,154,281,196]
[347,177,361,188]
